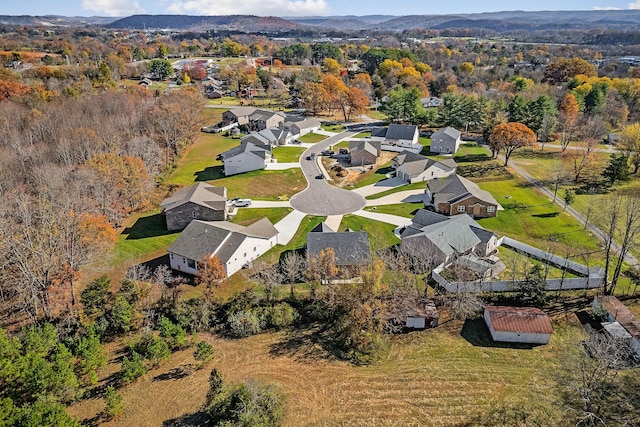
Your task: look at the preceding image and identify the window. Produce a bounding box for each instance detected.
[487,206,496,213]
[170,254,173,259]
[187,258,196,269]
[182,257,186,263]
[457,205,466,212]
[192,211,197,218]
[253,247,257,252]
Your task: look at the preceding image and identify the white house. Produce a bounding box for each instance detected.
[392,151,457,183]
[430,127,461,154]
[483,306,554,345]
[279,116,321,138]
[371,124,422,153]
[220,140,271,176]
[168,218,279,278]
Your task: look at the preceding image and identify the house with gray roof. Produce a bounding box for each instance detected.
[426,174,501,218]
[168,218,279,278]
[430,127,461,154]
[220,140,272,176]
[279,116,321,138]
[392,151,457,183]
[306,223,371,277]
[222,106,257,126]
[242,127,290,147]
[248,109,286,131]
[370,124,421,153]
[400,209,498,267]
[350,140,381,166]
[160,182,228,231]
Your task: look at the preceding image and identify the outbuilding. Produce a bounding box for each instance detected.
[483,306,553,345]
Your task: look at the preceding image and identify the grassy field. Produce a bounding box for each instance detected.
[231,207,293,227]
[68,317,586,427]
[210,169,306,201]
[298,132,327,144]
[364,203,423,218]
[339,215,401,250]
[365,182,425,200]
[271,146,306,163]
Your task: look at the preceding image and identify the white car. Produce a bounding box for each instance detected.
[233,199,252,207]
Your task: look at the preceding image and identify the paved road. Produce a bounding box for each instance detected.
[500,155,638,266]
[290,131,367,215]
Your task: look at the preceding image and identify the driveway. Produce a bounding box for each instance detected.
[290,131,367,215]
[353,177,409,197]
[352,209,413,227]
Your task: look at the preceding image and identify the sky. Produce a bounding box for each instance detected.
[3,0,640,17]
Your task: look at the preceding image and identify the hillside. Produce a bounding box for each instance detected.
[0,15,117,26]
[107,14,300,32]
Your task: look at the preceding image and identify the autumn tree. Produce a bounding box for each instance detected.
[544,57,597,84]
[618,123,640,174]
[558,93,581,151]
[488,122,536,166]
[562,139,597,183]
[279,251,305,297]
[0,79,31,101]
[299,81,328,115]
[197,255,226,288]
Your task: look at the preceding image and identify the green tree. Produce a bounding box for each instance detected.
[104,386,124,419]
[618,123,640,174]
[120,352,146,384]
[149,59,173,80]
[75,328,107,385]
[134,333,170,367]
[110,294,133,334]
[193,341,214,367]
[601,154,630,186]
[563,188,575,211]
[159,317,188,350]
[81,275,112,320]
[508,94,530,124]
[518,264,548,307]
[529,94,557,134]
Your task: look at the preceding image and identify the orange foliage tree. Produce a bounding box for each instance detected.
[489,122,536,166]
[0,79,30,101]
[197,255,226,287]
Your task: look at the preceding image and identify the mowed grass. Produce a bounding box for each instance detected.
[68,319,584,427]
[298,132,327,143]
[364,203,423,218]
[231,207,293,227]
[271,146,305,163]
[366,182,425,200]
[476,177,603,257]
[339,215,401,250]
[211,169,306,201]
[109,209,180,267]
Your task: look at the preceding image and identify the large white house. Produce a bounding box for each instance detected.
[168,218,279,278]
[220,140,271,176]
[371,124,421,153]
[392,151,457,183]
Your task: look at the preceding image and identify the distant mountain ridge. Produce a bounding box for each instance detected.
[2,10,640,33]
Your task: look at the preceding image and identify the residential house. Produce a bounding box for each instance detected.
[242,128,290,147]
[350,140,381,166]
[279,116,321,137]
[160,182,228,231]
[484,306,554,345]
[426,174,501,218]
[594,296,640,357]
[430,127,461,154]
[420,97,442,108]
[392,151,457,183]
[220,140,271,176]
[306,223,371,277]
[400,209,498,267]
[370,124,421,153]
[168,218,278,278]
[247,109,286,131]
[222,106,257,126]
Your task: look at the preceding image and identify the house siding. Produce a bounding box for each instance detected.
[224,154,267,176]
[351,151,377,165]
[164,201,227,231]
[445,197,497,218]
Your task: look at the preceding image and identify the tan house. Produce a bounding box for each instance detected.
[350,140,381,166]
[426,174,501,218]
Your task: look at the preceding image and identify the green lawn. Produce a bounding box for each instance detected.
[272,146,305,163]
[321,123,345,132]
[339,215,401,250]
[210,169,306,201]
[475,177,603,259]
[231,207,293,227]
[299,132,327,144]
[352,162,394,188]
[364,203,423,218]
[110,209,180,267]
[366,182,425,200]
[353,132,371,138]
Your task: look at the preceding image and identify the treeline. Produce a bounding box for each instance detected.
[0,87,205,323]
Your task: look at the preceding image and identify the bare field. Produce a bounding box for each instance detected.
[68,317,583,426]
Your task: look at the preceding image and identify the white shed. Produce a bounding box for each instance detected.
[484,306,553,345]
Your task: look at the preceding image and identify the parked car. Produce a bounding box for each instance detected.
[320,150,334,156]
[232,198,252,207]
[315,174,325,179]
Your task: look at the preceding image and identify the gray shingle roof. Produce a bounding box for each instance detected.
[402,210,487,257]
[221,140,271,160]
[306,231,371,266]
[160,182,227,212]
[432,126,461,141]
[311,222,335,233]
[227,106,257,118]
[371,127,387,138]
[168,218,277,264]
[349,140,381,157]
[394,151,457,178]
[386,124,418,140]
[429,174,499,207]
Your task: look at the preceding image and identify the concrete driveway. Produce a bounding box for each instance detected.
[290,131,367,215]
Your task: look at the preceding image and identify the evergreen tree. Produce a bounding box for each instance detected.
[602,154,630,186]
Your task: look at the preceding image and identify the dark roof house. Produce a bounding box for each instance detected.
[306,223,371,273]
[349,140,381,166]
[427,174,501,218]
[160,182,227,231]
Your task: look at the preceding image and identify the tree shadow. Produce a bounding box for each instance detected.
[153,365,193,382]
[454,153,491,163]
[162,411,209,427]
[195,166,224,181]
[269,324,340,362]
[531,211,560,218]
[460,319,537,349]
[123,213,178,240]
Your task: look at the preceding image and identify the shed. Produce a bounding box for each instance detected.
[483,306,553,344]
[405,300,439,330]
